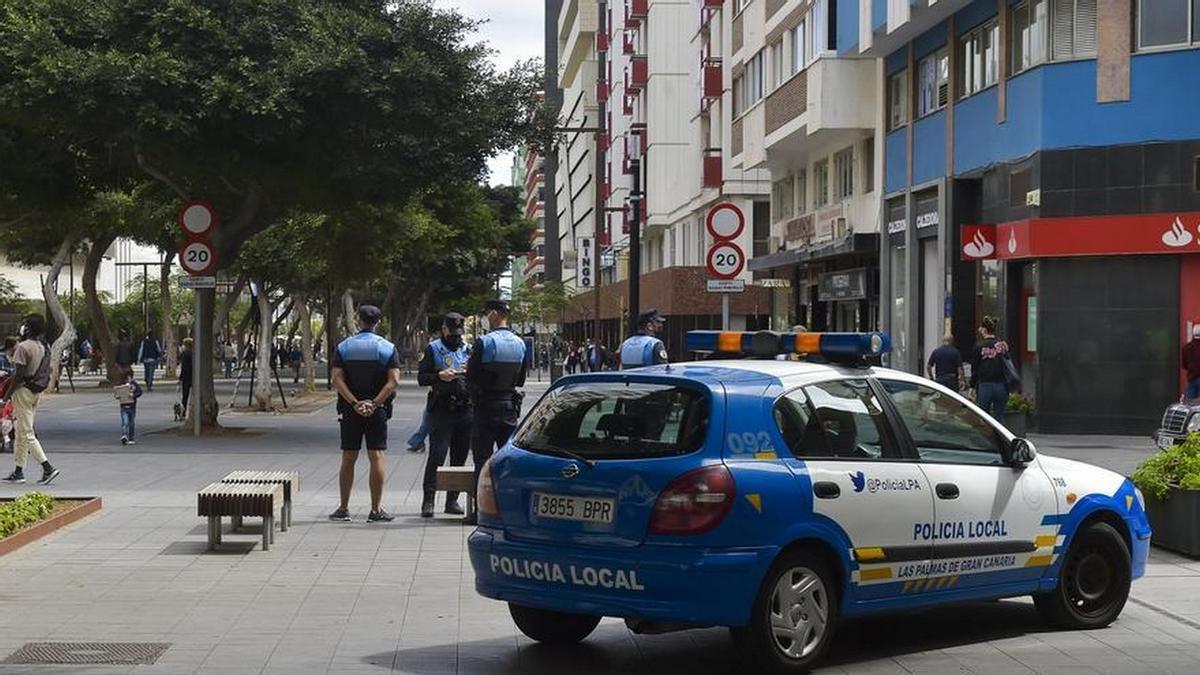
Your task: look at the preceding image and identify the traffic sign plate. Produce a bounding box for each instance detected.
[179,275,216,289]
[179,201,218,237]
[706,202,745,241]
[706,241,745,280]
[179,239,218,276]
[706,279,746,293]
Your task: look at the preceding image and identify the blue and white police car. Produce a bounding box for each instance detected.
[468,331,1151,672]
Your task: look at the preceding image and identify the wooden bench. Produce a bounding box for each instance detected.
[220,470,300,531]
[197,482,284,551]
[435,466,477,520]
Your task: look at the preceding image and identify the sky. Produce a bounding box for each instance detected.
[436,0,545,187]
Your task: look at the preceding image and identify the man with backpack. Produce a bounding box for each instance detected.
[2,315,59,485]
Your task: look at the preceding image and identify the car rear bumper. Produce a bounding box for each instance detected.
[468,527,776,627]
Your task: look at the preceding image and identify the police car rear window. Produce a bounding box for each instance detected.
[513,382,708,460]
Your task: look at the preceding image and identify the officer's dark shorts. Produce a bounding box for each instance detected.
[339,408,389,451]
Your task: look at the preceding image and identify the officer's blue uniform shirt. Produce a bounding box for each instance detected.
[468,327,527,394]
[620,332,668,369]
[332,331,401,410]
[429,338,469,371]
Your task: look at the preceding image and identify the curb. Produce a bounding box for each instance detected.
[0,497,102,557]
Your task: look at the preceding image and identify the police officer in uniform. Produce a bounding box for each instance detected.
[619,309,669,369]
[329,305,401,523]
[417,313,472,518]
[466,300,527,523]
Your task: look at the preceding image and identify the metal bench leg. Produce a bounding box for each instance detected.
[262,514,272,551]
[231,514,243,531]
[207,516,217,550]
[281,500,290,532]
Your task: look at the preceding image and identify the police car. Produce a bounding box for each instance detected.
[468,331,1151,673]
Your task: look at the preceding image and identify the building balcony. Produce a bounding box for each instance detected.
[525,200,545,219]
[702,60,722,100]
[755,57,876,166]
[558,0,598,88]
[859,0,973,57]
[625,55,648,93]
[524,168,543,192]
[626,0,647,27]
[702,148,723,188]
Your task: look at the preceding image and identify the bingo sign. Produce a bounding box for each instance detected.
[177,200,219,276]
[578,237,594,288]
[705,202,745,281]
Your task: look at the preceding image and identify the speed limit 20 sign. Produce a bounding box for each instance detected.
[179,239,218,276]
[706,241,745,280]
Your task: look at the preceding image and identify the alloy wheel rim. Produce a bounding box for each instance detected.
[768,566,828,660]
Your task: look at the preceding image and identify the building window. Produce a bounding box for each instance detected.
[770,40,785,91]
[863,137,875,194]
[888,70,907,130]
[811,0,829,53]
[1137,0,1196,49]
[834,147,854,201]
[1011,0,1049,73]
[814,159,830,207]
[733,0,749,14]
[790,18,808,75]
[796,169,808,212]
[737,50,764,113]
[772,175,795,222]
[732,74,745,116]
[1050,0,1097,60]
[958,19,999,99]
[916,48,949,118]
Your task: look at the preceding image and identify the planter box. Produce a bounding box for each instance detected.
[1005,411,1028,437]
[1144,487,1200,558]
[0,496,102,557]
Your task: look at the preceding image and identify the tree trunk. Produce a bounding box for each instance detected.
[214,274,247,344]
[295,294,316,394]
[44,235,77,393]
[253,286,274,411]
[160,254,177,379]
[197,287,220,426]
[83,234,120,385]
[341,290,356,335]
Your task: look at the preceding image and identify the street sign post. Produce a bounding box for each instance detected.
[705,240,745,330]
[178,202,220,437]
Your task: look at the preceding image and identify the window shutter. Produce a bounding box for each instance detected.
[1051,0,1074,60]
[1073,0,1097,56]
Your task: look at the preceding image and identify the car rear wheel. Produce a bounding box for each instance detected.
[1033,521,1131,630]
[732,550,838,673]
[508,603,601,644]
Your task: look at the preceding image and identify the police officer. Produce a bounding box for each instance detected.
[418,313,472,518]
[466,299,527,523]
[328,305,401,523]
[618,309,669,369]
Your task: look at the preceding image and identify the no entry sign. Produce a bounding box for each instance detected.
[706,241,745,280]
[706,202,745,241]
[178,201,218,237]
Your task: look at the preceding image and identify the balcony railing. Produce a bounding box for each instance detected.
[702,148,723,188]
[702,60,722,99]
[626,0,647,27]
[626,55,648,92]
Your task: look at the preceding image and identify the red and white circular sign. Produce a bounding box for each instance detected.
[705,202,745,241]
[179,239,218,276]
[706,241,745,280]
[178,201,218,237]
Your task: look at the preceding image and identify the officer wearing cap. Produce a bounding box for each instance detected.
[329,305,401,523]
[466,299,527,522]
[417,312,472,518]
[619,309,669,369]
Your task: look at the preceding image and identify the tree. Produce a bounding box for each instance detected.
[0,0,541,425]
[510,281,574,334]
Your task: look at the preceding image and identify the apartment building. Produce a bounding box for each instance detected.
[552,0,773,357]
[854,0,1200,434]
[733,0,886,333]
[516,146,547,289]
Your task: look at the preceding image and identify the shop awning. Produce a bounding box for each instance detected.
[748,233,879,272]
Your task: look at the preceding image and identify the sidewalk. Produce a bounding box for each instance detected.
[0,385,1196,674]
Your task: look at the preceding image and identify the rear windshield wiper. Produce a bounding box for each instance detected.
[523,442,596,468]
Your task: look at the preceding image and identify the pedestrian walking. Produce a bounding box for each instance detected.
[2,315,58,485]
[586,339,607,373]
[619,309,669,369]
[418,313,472,518]
[179,338,194,412]
[466,299,527,525]
[114,371,143,445]
[137,331,163,391]
[971,317,1013,424]
[927,334,964,391]
[1183,325,1200,400]
[222,340,237,379]
[114,329,136,380]
[328,305,401,523]
[405,412,430,453]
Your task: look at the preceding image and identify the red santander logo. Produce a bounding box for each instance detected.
[961,225,997,261]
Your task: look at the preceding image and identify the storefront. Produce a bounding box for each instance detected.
[748,233,879,333]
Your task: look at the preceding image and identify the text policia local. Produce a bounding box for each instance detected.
[489,554,646,591]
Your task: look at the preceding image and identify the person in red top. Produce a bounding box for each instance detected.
[1182,325,1200,400]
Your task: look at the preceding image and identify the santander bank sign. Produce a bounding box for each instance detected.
[962,212,1200,261]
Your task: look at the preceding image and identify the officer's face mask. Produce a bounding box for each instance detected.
[443,333,463,350]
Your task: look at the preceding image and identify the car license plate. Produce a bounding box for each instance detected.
[532,493,615,524]
[1157,433,1176,450]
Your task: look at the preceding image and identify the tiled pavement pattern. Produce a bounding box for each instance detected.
[0,378,1197,674]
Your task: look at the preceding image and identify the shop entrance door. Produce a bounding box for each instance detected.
[921,239,941,367]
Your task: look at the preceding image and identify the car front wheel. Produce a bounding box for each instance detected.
[508,603,601,644]
[1034,521,1131,629]
[732,550,838,673]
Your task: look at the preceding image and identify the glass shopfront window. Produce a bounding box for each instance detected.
[890,245,908,368]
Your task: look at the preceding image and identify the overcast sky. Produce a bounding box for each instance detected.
[436,0,544,187]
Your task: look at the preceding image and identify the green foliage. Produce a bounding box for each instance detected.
[1132,435,1200,501]
[1006,393,1035,414]
[0,492,54,539]
[510,281,573,329]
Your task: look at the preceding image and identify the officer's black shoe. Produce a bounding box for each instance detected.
[444,498,464,516]
[420,494,435,518]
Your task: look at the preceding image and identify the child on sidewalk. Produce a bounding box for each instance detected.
[114,372,143,445]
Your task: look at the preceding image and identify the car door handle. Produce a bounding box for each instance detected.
[936,483,960,500]
[813,481,840,499]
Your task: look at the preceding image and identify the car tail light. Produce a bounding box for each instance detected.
[478,458,500,519]
[648,465,735,535]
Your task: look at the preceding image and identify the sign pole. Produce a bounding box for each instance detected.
[721,294,730,331]
[194,293,201,437]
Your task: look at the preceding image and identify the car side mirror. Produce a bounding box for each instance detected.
[1005,438,1037,467]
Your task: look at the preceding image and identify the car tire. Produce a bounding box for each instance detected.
[1033,521,1131,630]
[508,603,601,644]
[731,549,838,674]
